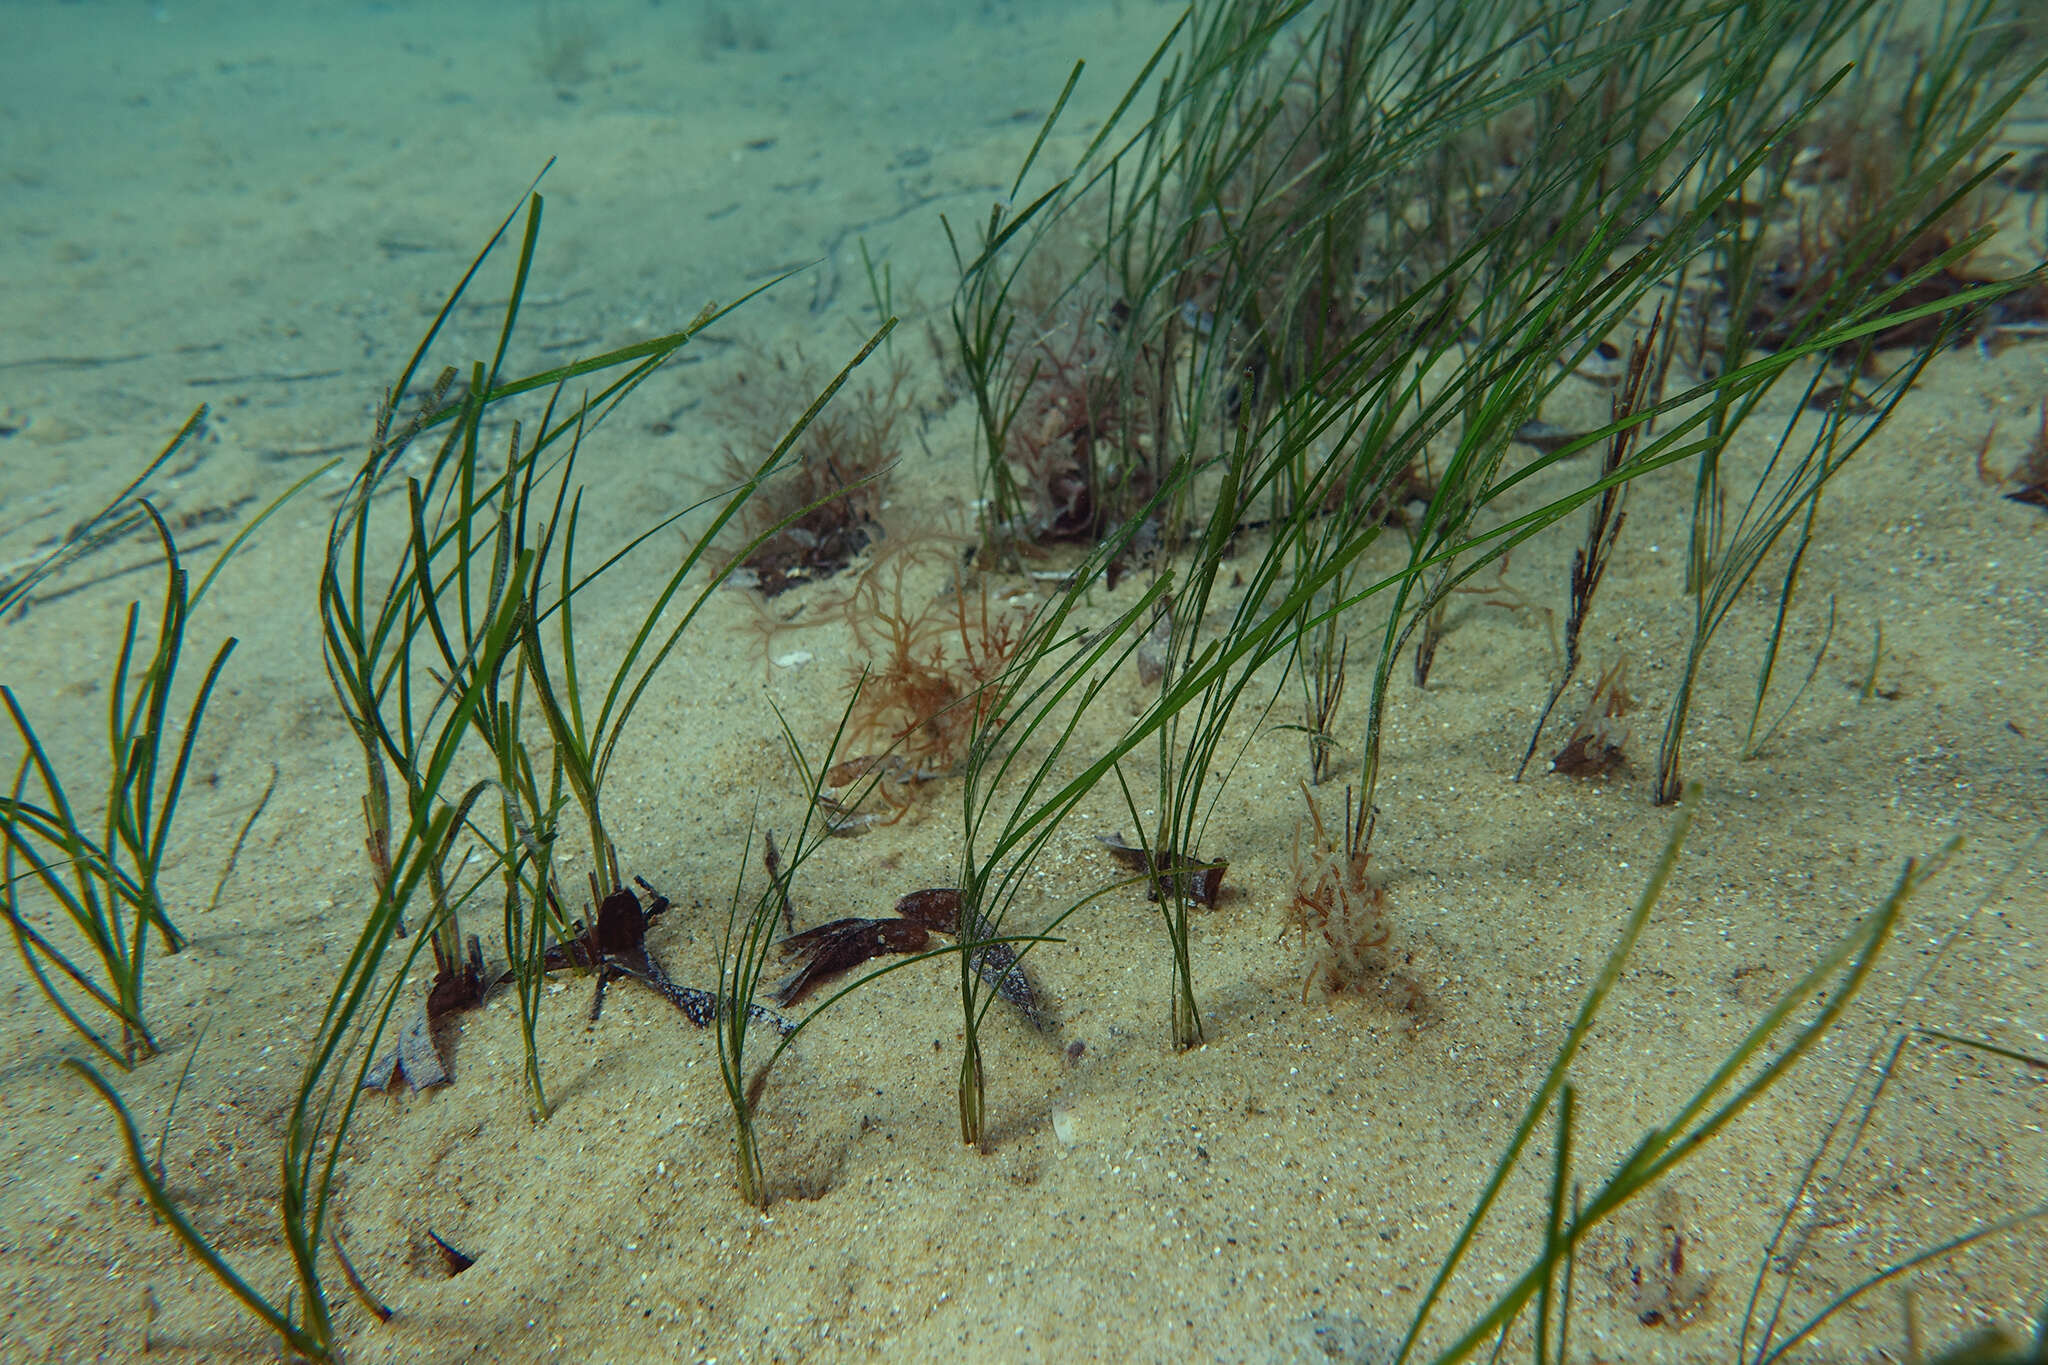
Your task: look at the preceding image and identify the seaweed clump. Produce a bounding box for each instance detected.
[823,538,1025,820]
[719,350,911,596]
[1287,785,1431,1022]
[1745,93,2044,359]
[994,294,1145,547]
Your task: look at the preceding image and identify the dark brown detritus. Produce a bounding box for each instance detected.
[893,888,1047,1030]
[1551,655,1633,778]
[768,886,1048,1029]
[426,1229,475,1278]
[1747,108,2036,360]
[998,296,1135,545]
[892,887,965,933]
[1999,401,2048,510]
[363,932,487,1092]
[765,837,936,1008]
[772,916,931,1006]
[425,933,487,1022]
[1096,832,1227,908]
[513,877,793,1036]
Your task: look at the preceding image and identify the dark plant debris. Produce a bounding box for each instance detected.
[769,885,1048,1028]
[999,296,1143,546]
[772,916,929,1006]
[1097,832,1227,908]
[896,888,1047,1030]
[1551,655,1633,777]
[513,876,794,1036]
[362,933,486,1092]
[426,1229,475,1278]
[1998,401,2048,510]
[1748,114,2048,361]
[426,932,488,1021]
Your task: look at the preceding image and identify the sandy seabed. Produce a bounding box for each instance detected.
[1,2,2044,1361]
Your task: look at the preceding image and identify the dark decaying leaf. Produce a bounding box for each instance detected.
[426,1229,475,1277]
[363,934,485,1092]
[492,878,794,1037]
[1096,833,1228,908]
[772,917,931,1006]
[893,887,1050,1031]
[893,887,963,933]
[765,886,1051,1028]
